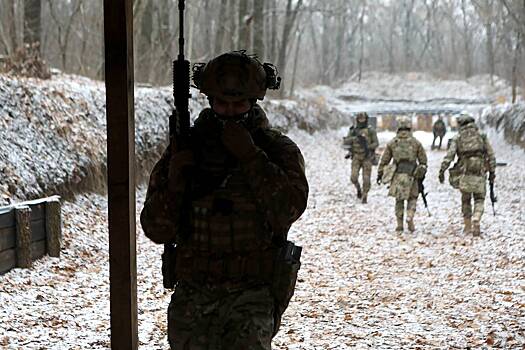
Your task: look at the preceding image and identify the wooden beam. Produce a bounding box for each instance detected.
[103,0,138,349]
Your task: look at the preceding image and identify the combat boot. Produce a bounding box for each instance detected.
[472,218,481,236]
[463,217,472,234]
[356,188,362,199]
[406,217,415,232]
[361,192,368,204]
[395,217,404,232]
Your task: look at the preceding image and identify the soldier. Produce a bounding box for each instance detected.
[432,115,447,150]
[438,114,496,236]
[140,51,309,349]
[343,112,379,203]
[377,117,427,232]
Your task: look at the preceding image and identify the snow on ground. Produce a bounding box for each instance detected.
[0,73,349,205]
[297,72,522,117]
[1,128,523,349]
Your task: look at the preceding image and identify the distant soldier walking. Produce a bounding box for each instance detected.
[432,115,447,150]
[377,117,427,232]
[343,112,378,203]
[438,114,496,236]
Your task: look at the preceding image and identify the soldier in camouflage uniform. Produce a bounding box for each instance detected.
[344,112,379,203]
[431,115,447,150]
[377,117,427,232]
[438,115,496,236]
[140,51,309,349]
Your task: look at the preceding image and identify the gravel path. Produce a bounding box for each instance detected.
[1,130,524,349]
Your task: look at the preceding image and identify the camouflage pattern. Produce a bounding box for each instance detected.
[432,118,447,149]
[140,104,308,347]
[193,51,268,101]
[345,122,378,199]
[168,282,274,350]
[378,130,427,200]
[378,128,427,230]
[351,157,372,195]
[439,120,496,227]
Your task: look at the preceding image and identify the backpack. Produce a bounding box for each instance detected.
[392,137,417,162]
[457,128,486,175]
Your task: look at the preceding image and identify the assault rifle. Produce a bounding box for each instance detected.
[489,179,497,216]
[418,178,431,217]
[163,0,191,289]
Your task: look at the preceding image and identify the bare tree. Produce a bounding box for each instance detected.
[23,0,42,50]
[277,0,303,97]
[253,0,265,59]
[46,0,82,71]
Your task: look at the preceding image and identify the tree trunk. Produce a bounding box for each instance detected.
[511,32,521,103]
[277,0,302,97]
[486,21,495,85]
[23,0,41,50]
[358,3,365,82]
[7,0,18,54]
[321,7,330,85]
[289,29,303,97]
[238,0,249,50]
[203,0,212,58]
[214,0,228,56]
[138,0,153,82]
[461,0,472,78]
[228,0,237,50]
[270,0,277,60]
[253,0,264,59]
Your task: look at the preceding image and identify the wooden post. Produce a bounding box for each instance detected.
[103,0,138,349]
[45,198,61,257]
[15,206,32,268]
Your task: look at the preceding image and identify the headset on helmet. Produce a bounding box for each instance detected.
[192,51,281,101]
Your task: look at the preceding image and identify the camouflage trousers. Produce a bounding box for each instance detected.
[395,198,417,220]
[461,191,485,221]
[351,157,372,194]
[168,281,275,350]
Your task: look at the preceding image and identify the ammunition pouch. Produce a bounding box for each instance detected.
[271,241,302,335]
[162,243,178,289]
[396,160,416,175]
[448,163,461,189]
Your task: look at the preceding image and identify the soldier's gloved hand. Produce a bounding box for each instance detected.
[376,173,382,185]
[221,120,258,162]
[168,136,195,192]
[438,171,445,184]
[489,172,496,182]
[344,153,351,159]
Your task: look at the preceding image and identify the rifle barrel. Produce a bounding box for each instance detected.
[178,0,185,58]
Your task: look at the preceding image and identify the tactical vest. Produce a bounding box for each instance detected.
[456,126,486,175]
[391,135,417,174]
[187,134,272,255]
[349,127,373,155]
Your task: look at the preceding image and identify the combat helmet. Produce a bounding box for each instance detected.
[192,51,281,101]
[355,112,368,128]
[457,113,475,126]
[397,116,412,131]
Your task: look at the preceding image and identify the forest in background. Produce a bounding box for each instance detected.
[0,0,524,98]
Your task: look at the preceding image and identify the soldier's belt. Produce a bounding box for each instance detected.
[396,161,416,174]
[174,248,275,283]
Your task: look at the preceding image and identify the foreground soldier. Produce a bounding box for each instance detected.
[141,51,308,349]
[343,112,379,203]
[377,117,427,232]
[438,115,496,236]
[432,115,447,150]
